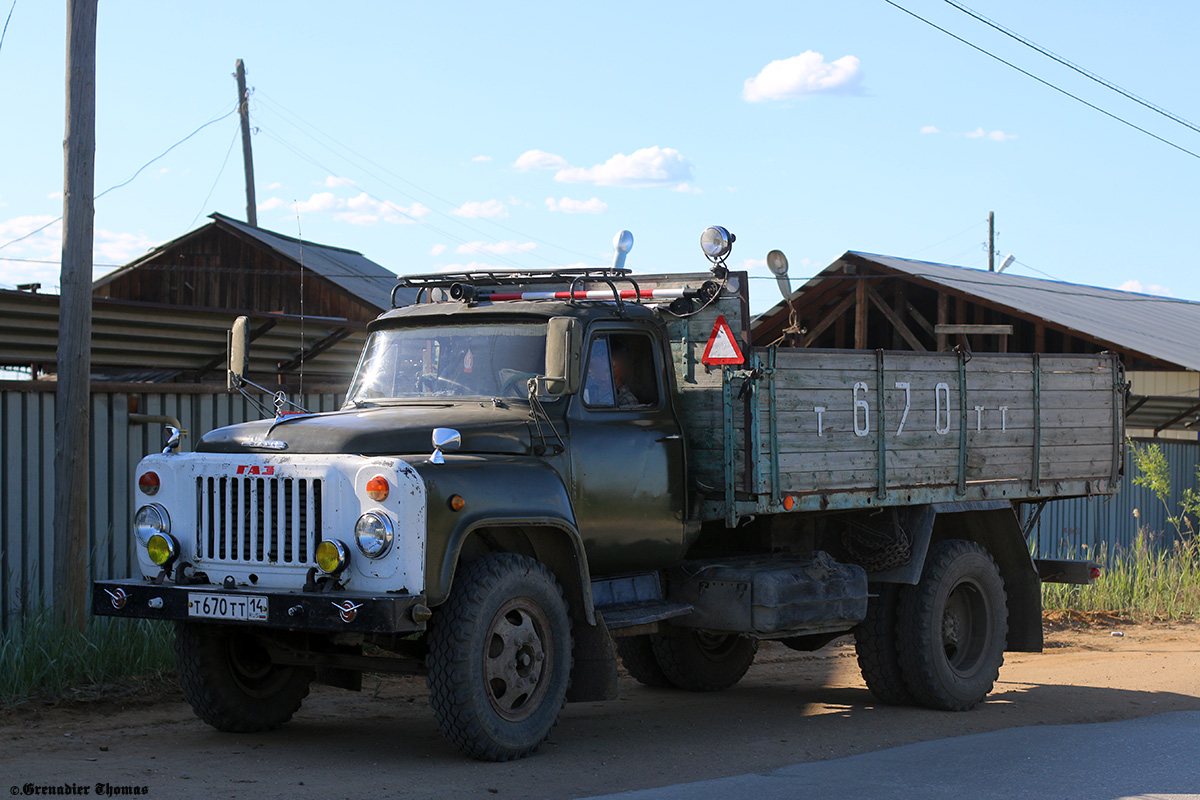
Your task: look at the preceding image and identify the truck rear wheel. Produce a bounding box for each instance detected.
[615,635,674,688]
[174,621,314,732]
[426,554,573,761]
[897,539,1008,711]
[854,583,915,705]
[649,629,757,692]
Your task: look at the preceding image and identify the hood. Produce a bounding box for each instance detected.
[196,402,534,456]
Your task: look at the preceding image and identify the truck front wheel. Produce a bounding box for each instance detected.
[426,553,573,761]
[174,622,314,732]
[897,539,1008,711]
[649,629,757,692]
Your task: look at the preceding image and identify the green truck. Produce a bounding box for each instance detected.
[94,228,1118,760]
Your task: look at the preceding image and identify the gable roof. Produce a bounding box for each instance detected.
[95,213,414,312]
[754,251,1200,372]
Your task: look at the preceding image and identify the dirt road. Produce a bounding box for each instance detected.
[3,618,1198,799]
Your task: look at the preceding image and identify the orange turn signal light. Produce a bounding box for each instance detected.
[138,471,160,496]
[782,495,795,511]
[448,494,466,512]
[366,475,389,502]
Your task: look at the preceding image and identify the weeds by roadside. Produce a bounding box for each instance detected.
[1042,532,1200,621]
[0,611,175,709]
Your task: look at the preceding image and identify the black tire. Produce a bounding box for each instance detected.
[616,635,674,688]
[897,539,1008,711]
[649,629,758,692]
[426,554,573,761]
[174,621,314,732]
[854,583,915,705]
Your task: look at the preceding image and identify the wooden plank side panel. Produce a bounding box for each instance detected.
[759,349,1118,501]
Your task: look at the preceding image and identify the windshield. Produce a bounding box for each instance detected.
[344,322,547,404]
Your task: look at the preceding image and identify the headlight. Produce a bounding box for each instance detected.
[316,540,351,575]
[146,532,178,567]
[700,225,734,259]
[355,512,395,559]
[134,504,170,546]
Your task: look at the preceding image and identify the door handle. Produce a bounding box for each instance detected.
[657,434,681,441]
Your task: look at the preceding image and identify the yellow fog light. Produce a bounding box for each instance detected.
[316,540,350,575]
[146,533,177,567]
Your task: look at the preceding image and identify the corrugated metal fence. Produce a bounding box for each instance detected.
[0,384,343,632]
[1028,438,1200,558]
[3,384,1197,631]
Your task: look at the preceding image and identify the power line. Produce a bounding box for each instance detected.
[883,0,1200,161]
[0,103,240,253]
[907,218,986,257]
[189,122,242,229]
[942,0,1200,137]
[252,121,536,271]
[0,1,15,58]
[252,91,602,264]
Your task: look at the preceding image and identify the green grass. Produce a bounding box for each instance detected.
[0,611,176,708]
[1042,530,1200,621]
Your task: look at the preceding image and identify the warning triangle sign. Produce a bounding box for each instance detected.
[701,315,745,365]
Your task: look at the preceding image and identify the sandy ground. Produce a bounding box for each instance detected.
[2,616,1198,800]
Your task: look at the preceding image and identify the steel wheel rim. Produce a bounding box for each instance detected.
[226,632,291,698]
[693,631,740,661]
[484,597,552,722]
[941,579,989,676]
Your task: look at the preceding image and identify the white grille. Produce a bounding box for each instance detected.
[195,476,322,565]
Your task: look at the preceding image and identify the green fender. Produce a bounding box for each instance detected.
[412,455,595,624]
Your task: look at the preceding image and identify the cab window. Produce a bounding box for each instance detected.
[582,332,659,409]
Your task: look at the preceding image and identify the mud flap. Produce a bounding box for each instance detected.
[566,614,619,703]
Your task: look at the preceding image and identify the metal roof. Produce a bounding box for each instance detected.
[0,288,366,383]
[755,251,1200,372]
[95,213,415,312]
[208,213,414,311]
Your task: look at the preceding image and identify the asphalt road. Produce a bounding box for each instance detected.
[580,711,1200,800]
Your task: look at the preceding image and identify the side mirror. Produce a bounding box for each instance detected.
[228,316,249,391]
[540,317,582,396]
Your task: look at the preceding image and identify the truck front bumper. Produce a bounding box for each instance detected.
[92,579,429,635]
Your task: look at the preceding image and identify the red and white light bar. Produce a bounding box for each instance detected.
[479,288,690,302]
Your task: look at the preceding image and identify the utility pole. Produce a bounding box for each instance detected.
[987,211,995,272]
[55,0,98,633]
[236,59,257,227]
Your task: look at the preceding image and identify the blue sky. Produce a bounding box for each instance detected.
[0,0,1196,314]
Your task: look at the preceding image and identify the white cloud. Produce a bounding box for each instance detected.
[1118,279,1173,297]
[274,191,429,225]
[336,193,429,225]
[266,182,283,190]
[456,240,536,256]
[292,192,340,214]
[743,51,863,102]
[966,127,1017,142]
[555,146,693,189]
[513,149,568,171]
[545,196,608,214]
[921,125,940,134]
[472,155,492,162]
[671,183,703,194]
[429,243,447,256]
[94,229,155,263]
[324,175,356,188]
[453,199,508,219]
[46,191,63,200]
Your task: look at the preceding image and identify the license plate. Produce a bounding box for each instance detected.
[188,593,269,622]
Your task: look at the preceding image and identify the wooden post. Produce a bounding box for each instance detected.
[988,211,995,272]
[55,0,98,633]
[854,278,867,349]
[236,59,257,227]
[937,292,948,351]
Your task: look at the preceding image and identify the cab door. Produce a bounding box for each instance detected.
[566,324,686,575]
